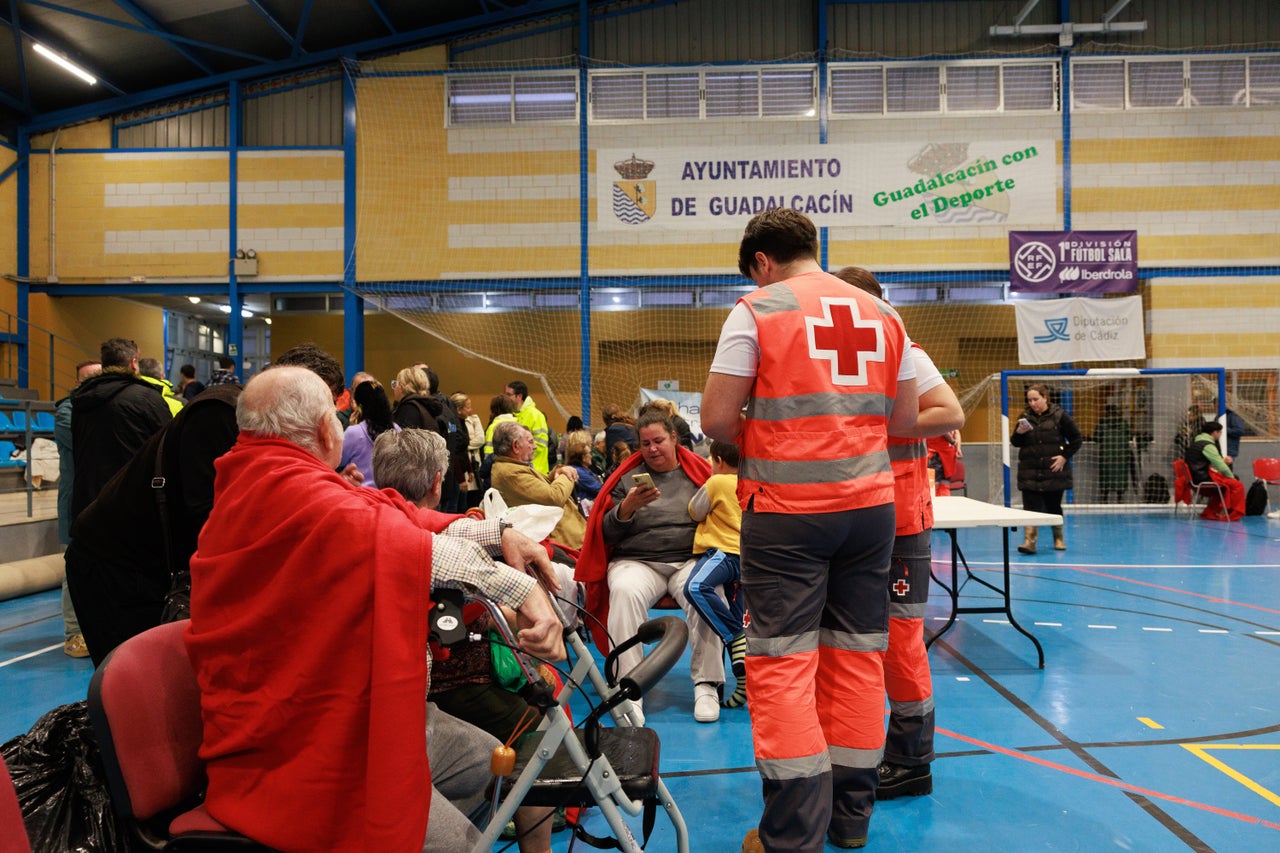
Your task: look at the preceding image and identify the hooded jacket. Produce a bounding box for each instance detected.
[70,369,172,520]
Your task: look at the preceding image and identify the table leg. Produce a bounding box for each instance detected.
[1001,527,1045,669]
[925,529,960,648]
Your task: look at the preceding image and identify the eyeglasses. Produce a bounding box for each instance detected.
[390,379,398,388]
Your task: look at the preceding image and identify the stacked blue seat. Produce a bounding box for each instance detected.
[0,440,23,469]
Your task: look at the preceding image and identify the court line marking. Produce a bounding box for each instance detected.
[1138,718,1164,730]
[0,643,61,668]
[1051,567,1280,617]
[939,726,1280,832]
[1182,745,1280,808]
[1142,627,1173,632]
[940,560,1280,571]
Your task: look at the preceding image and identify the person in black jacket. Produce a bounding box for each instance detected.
[64,343,356,665]
[66,383,240,665]
[392,365,463,511]
[69,337,172,523]
[1010,383,1082,553]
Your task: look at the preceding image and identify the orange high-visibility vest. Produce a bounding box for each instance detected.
[888,345,933,536]
[888,435,932,536]
[737,271,908,515]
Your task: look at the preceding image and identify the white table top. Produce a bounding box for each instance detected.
[932,495,1062,530]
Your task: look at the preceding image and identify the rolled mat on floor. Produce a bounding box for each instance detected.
[0,554,64,602]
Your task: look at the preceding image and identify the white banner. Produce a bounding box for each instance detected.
[639,388,704,443]
[597,141,1056,231]
[1015,296,1146,365]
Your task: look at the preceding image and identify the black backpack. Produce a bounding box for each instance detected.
[1143,473,1169,504]
[1245,480,1268,516]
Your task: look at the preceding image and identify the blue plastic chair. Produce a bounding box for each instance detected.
[0,411,14,433]
[0,440,24,468]
[7,411,28,433]
[33,411,56,433]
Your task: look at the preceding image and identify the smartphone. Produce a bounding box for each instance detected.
[631,472,655,490]
[1017,418,1031,429]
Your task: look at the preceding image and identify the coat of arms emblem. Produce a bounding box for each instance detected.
[612,153,655,224]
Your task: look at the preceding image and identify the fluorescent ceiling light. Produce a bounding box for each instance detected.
[217,304,232,314]
[241,308,254,318]
[187,296,201,304]
[33,43,97,85]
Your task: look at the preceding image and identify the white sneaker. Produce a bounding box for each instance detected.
[1268,508,1280,519]
[693,682,720,723]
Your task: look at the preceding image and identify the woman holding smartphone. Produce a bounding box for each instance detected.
[575,409,725,723]
[1010,383,1083,553]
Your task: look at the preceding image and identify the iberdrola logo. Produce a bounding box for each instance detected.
[612,153,655,224]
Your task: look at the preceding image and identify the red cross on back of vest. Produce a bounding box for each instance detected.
[804,297,886,386]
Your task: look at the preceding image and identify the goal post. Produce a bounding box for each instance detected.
[999,367,1227,508]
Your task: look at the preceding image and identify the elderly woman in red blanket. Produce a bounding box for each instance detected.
[576,409,725,724]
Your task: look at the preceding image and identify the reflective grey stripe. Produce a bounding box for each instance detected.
[890,601,927,619]
[887,696,934,718]
[746,631,819,658]
[819,627,888,653]
[887,441,927,462]
[740,451,889,486]
[747,391,893,422]
[745,284,801,316]
[828,745,885,770]
[756,751,831,781]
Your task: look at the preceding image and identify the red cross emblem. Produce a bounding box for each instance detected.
[892,578,910,597]
[805,297,886,386]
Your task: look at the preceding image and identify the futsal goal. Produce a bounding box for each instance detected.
[996,368,1227,509]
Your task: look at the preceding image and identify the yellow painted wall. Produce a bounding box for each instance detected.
[24,294,166,399]
[23,148,343,282]
[269,311,568,424]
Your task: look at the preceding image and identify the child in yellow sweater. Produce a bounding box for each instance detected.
[683,441,746,708]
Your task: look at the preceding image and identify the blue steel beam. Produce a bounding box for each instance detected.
[365,0,395,35]
[244,0,298,52]
[293,0,316,60]
[109,0,214,74]
[23,0,272,63]
[1,7,126,96]
[24,0,593,132]
[5,0,30,113]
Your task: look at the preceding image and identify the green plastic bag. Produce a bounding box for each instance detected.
[489,630,528,692]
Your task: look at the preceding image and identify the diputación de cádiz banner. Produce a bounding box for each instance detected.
[596,141,1056,231]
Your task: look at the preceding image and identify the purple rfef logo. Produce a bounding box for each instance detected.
[1009,230,1138,293]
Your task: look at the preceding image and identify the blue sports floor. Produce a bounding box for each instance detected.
[3,511,1278,852]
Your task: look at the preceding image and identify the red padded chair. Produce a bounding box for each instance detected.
[1172,459,1228,521]
[87,620,271,851]
[1,754,32,853]
[1253,458,1280,514]
[943,458,967,496]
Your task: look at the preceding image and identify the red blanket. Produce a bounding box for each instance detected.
[575,446,710,654]
[186,435,448,852]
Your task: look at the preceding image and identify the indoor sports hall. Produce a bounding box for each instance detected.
[4,495,1280,851]
[2,1,1279,851]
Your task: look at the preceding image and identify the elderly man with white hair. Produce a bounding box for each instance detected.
[185,366,564,853]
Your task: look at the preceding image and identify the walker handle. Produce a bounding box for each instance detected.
[608,616,688,700]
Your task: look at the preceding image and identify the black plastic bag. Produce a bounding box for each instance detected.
[0,701,131,853]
